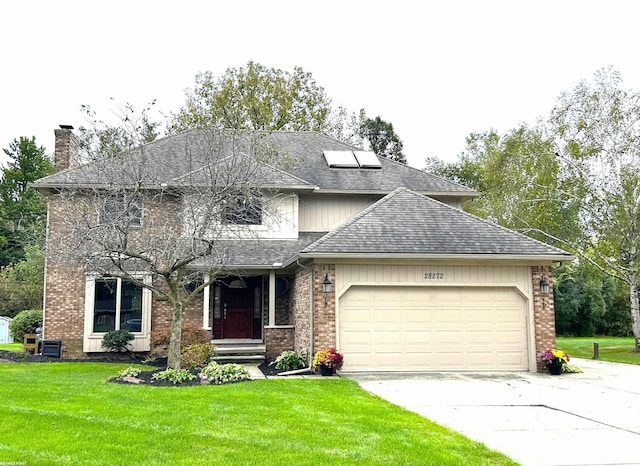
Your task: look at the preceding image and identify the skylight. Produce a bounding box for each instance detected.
[323,151,359,168]
[323,150,382,169]
[353,151,381,168]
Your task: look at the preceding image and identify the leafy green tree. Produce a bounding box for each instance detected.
[426,126,581,245]
[554,263,607,336]
[359,116,406,164]
[170,61,333,133]
[548,67,640,348]
[0,137,53,266]
[0,244,45,317]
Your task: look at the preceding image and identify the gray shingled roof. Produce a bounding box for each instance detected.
[190,232,327,269]
[32,129,477,197]
[301,188,573,259]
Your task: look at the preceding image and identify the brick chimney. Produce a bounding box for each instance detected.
[54,124,79,172]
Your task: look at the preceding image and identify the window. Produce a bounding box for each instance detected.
[100,193,142,226]
[92,278,143,333]
[223,195,262,225]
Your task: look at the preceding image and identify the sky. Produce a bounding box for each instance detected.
[2,0,640,170]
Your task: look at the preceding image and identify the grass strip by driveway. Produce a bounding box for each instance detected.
[0,362,516,465]
[556,336,640,364]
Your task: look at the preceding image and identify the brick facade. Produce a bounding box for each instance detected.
[291,267,312,357]
[313,264,336,351]
[532,265,556,372]
[264,327,294,361]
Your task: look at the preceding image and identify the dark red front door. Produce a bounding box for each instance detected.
[223,288,253,338]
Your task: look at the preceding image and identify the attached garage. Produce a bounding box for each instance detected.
[339,285,529,372]
[301,188,574,373]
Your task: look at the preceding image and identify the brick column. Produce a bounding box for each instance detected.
[313,264,336,351]
[532,265,556,372]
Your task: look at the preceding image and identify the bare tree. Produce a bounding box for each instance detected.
[41,127,287,368]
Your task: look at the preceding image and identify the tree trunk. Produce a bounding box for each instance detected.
[167,298,184,369]
[629,247,640,351]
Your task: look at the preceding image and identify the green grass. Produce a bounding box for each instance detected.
[556,336,640,364]
[0,363,516,465]
[0,342,21,352]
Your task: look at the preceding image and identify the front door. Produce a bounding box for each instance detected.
[223,287,253,338]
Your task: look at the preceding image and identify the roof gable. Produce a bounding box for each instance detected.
[302,187,573,259]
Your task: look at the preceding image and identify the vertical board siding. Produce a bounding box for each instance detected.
[336,264,532,298]
[298,194,379,232]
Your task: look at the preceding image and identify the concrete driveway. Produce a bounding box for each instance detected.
[347,359,640,466]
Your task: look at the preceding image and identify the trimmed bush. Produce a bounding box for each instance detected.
[151,368,195,384]
[200,362,251,385]
[8,309,42,342]
[150,325,209,348]
[180,343,216,370]
[101,329,134,353]
[115,367,142,380]
[272,350,307,370]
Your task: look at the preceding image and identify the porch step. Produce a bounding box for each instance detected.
[212,343,266,364]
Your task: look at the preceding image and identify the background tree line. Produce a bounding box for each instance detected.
[426,67,638,339]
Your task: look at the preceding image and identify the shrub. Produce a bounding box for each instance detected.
[180,343,216,370]
[101,329,135,353]
[200,362,251,385]
[115,367,142,380]
[9,309,42,342]
[150,325,209,348]
[151,368,195,384]
[272,350,307,370]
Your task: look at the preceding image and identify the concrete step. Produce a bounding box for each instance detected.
[214,344,266,355]
[213,354,265,364]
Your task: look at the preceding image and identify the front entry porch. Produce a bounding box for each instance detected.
[202,271,295,362]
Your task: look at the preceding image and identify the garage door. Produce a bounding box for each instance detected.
[339,286,528,372]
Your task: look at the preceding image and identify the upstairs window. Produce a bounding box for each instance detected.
[100,193,142,226]
[223,195,262,225]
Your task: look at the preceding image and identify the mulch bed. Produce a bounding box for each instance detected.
[258,362,313,377]
[0,351,315,383]
[0,349,166,366]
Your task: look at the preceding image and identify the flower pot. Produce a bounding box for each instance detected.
[319,365,334,376]
[548,362,563,375]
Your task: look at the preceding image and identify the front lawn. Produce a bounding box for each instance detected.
[0,363,515,465]
[556,336,640,364]
[0,342,21,352]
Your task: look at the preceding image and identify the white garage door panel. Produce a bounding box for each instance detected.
[339,286,528,372]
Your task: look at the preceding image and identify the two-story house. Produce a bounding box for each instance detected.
[33,126,572,372]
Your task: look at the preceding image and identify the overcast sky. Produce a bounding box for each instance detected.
[1,0,640,170]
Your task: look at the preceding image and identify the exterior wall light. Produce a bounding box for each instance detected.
[322,273,332,307]
[539,276,550,295]
[322,274,332,293]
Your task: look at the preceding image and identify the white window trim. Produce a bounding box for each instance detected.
[83,274,152,352]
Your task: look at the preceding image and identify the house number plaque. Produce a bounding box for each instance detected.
[423,272,445,280]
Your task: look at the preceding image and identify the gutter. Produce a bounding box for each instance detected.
[299,252,576,262]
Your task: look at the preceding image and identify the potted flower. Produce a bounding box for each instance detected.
[312,348,344,376]
[540,348,570,375]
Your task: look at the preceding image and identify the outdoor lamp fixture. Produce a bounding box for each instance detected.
[539,276,550,295]
[322,273,332,306]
